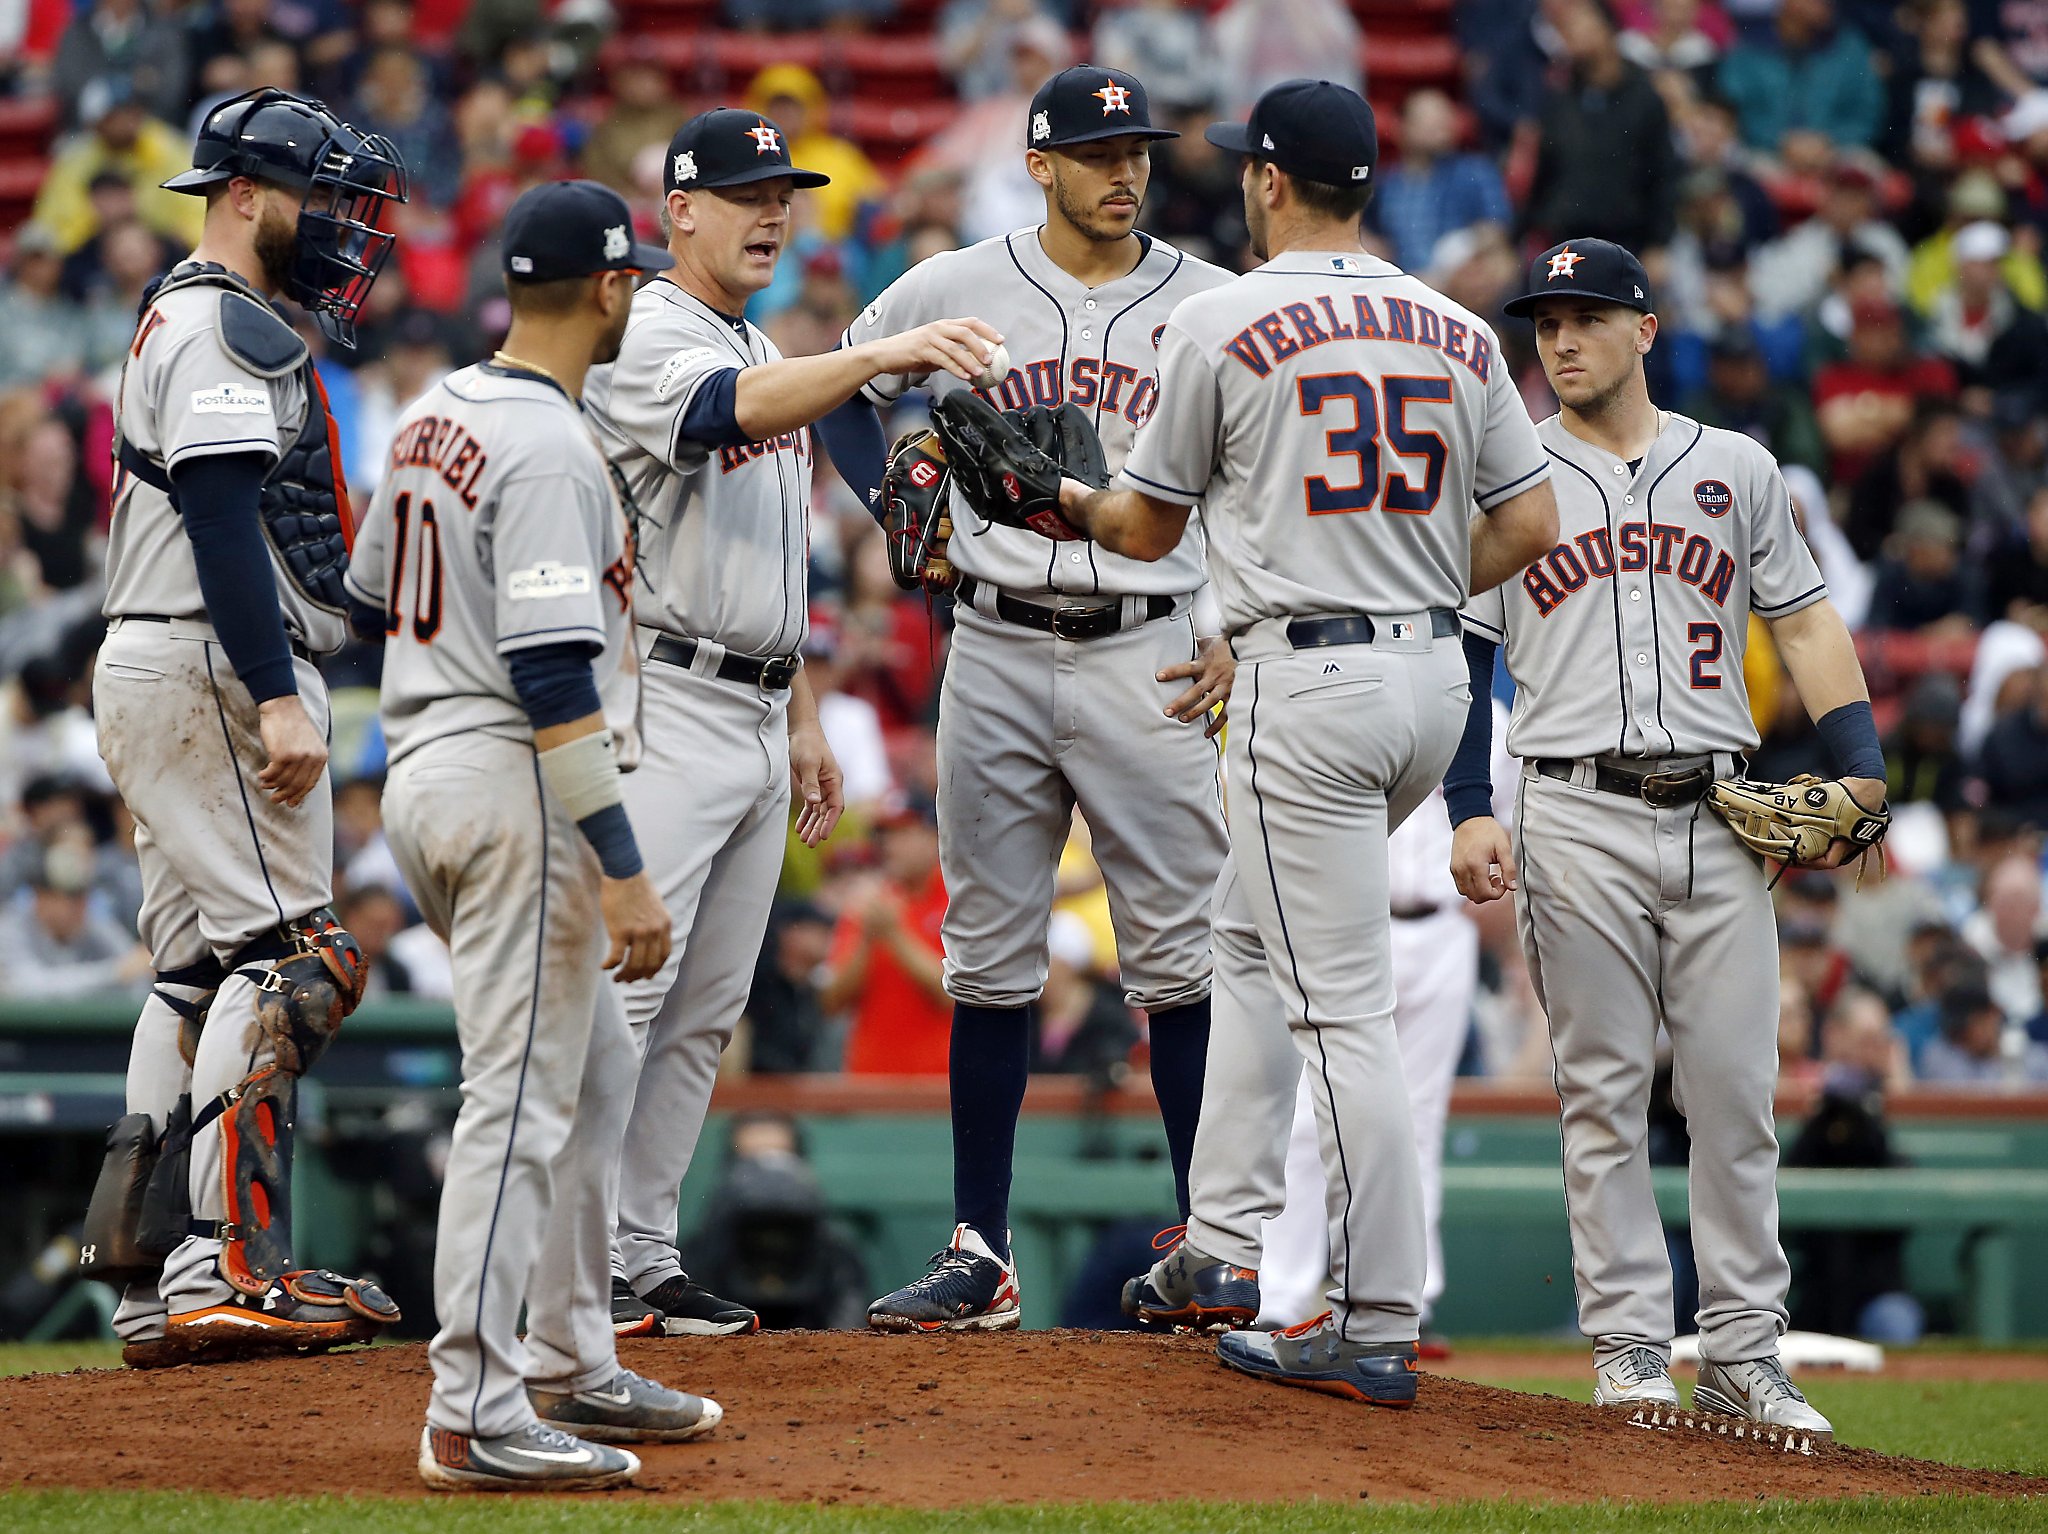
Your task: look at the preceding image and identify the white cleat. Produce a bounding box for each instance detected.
[1593,1345,1682,1407]
[418,1422,641,1492]
[1694,1355,1834,1436]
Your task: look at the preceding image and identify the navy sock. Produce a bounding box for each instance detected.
[1147,996,1211,1220]
[949,1001,1033,1261]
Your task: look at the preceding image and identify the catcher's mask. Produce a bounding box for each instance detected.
[165,88,409,348]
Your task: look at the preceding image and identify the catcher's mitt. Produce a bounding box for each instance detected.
[931,392,1105,542]
[882,427,957,592]
[1707,774,1890,876]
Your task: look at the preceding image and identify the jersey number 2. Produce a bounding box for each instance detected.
[388,491,444,643]
[1296,374,1450,516]
[1688,621,1723,690]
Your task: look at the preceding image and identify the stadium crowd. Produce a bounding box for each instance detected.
[0,0,2046,1101]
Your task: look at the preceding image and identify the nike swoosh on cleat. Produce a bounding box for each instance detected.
[499,1448,596,1465]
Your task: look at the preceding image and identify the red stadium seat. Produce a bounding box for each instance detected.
[1360,33,1460,87]
[702,30,829,87]
[838,97,960,156]
[0,158,47,229]
[832,34,947,94]
[0,97,56,155]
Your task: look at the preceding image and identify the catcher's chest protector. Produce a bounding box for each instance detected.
[117,264,355,614]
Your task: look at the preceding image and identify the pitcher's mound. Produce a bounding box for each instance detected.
[3,1331,2040,1505]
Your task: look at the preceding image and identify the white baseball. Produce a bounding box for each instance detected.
[973,340,1011,391]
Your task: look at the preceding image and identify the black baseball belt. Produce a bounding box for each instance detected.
[1535,754,1718,807]
[956,575,1176,641]
[646,632,799,691]
[119,611,312,663]
[1286,608,1460,649]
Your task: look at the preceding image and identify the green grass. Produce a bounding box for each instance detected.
[0,1341,120,1376]
[0,1495,2043,1534]
[1450,1371,2048,1476]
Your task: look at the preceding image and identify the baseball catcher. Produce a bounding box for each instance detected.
[1708,775,1890,881]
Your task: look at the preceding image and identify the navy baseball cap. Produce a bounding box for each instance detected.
[1504,238,1655,318]
[1205,79,1377,191]
[502,179,671,280]
[664,107,829,195]
[1027,65,1178,150]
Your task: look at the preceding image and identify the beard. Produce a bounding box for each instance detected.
[1050,169,1140,243]
[253,201,300,295]
[595,298,632,365]
[1243,183,1268,261]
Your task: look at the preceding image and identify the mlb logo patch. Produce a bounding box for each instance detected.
[1388,620,1415,641]
[1693,479,1732,517]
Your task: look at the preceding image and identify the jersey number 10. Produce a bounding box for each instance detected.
[1296,374,1450,516]
[387,491,445,643]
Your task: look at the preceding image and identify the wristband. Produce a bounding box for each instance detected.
[576,802,644,880]
[1815,700,1885,782]
[536,728,624,820]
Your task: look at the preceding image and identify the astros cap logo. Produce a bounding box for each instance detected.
[1095,81,1132,115]
[748,121,781,154]
[672,150,696,183]
[1547,246,1583,280]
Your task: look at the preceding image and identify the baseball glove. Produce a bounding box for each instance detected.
[931,393,1106,542]
[882,427,958,593]
[1707,774,1890,877]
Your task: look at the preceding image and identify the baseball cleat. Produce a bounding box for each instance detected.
[530,1367,723,1444]
[119,1337,181,1370]
[1593,1345,1681,1407]
[1215,1311,1418,1407]
[1120,1225,1260,1330]
[161,1270,398,1362]
[610,1276,661,1337]
[418,1423,639,1492]
[867,1223,1021,1333]
[1693,1355,1834,1436]
[636,1274,760,1336]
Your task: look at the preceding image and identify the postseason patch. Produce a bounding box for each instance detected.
[1693,479,1733,517]
[507,563,593,600]
[654,347,720,402]
[191,382,272,416]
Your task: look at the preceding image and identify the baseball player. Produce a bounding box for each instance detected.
[1048,78,1559,1402]
[818,65,1236,1332]
[352,181,725,1492]
[1447,238,1887,1434]
[83,89,409,1366]
[584,108,1003,1338]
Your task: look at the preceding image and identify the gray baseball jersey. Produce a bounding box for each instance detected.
[346,363,640,766]
[1460,413,1826,759]
[585,279,809,657]
[842,228,1231,596]
[1121,249,1550,632]
[105,284,342,653]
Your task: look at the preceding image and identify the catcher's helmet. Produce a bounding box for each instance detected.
[164,88,408,348]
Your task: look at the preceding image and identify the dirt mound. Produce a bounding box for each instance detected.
[3,1331,2040,1505]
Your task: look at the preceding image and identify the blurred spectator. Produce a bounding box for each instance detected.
[1780,911,1851,1018]
[745,901,837,1073]
[352,47,460,210]
[1892,924,1977,1066]
[1865,500,1979,633]
[1677,94,1778,247]
[677,1113,871,1330]
[1972,394,2048,534]
[940,0,1065,103]
[943,18,1071,243]
[1138,99,1249,266]
[725,0,899,26]
[801,621,892,811]
[50,0,188,132]
[1961,620,2047,755]
[1963,853,2048,1020]
[1975,0,2048,96]
[746,66,885,245]
[30,79,204,255]
[1681,331,1827,474]
[1843,400,1970,562]
[1211,0,1360,119]
[1368,89,1511,275]
[0,771,85,901]
[58,171,168,302]
[0,228,85,391]
[0,837,150,999]
[1974,663,2048,826]
[824,795,949,1074]
[1784,986,1921,1342]
[7,409,96,593]
[1984,487,2048,628]
[1716,0,1882,152]
[1522,0,1680,255]
[1884,672,1969,810]
[1748,164,1908,322]
[1883,0,2002,173]
[1920,975,2048,1081]
[1034,906,1139,1074]
[1813,300,1957,488]
[582,56,678,196]
[353,308,456,492]
[1905,170,2046,315]
[1777,973,1824,1089]
[1458,0,1547,151]
[1092,0,1218,113]
[339,883,419,1001]
[1922,221,2048,401]
[81,221,169,374]
[1619,0,1725,82]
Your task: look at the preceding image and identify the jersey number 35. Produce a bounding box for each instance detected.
[1296,373,1450,517]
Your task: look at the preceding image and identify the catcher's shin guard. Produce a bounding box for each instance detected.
[210,909,369,1294]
